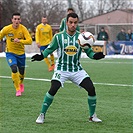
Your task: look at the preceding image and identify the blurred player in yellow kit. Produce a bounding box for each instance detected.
[0,13,32,96]
[35,16,55,71]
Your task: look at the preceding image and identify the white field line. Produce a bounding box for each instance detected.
[26,59,133,65]
[0,76,132,87]
[80,61,133,64]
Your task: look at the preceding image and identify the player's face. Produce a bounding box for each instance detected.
[12,15,21,29]
[42,17,47,24]
[67,10,74,14]
[66,17,78,35]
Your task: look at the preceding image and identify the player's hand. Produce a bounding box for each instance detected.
[93,52,105,60]
[31,52,44,62]
[37,43,41,48]
[14,38,20,43]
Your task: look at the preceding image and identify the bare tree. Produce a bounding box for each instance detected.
[1,0,23,27]
[72,0,95,21]
[41,0,66,25]
[21,0,42,29]
[72,0,132,21]
[0,1,2,29]
[106,0,132,12]
[97,0,108,14]
[74,0,84,21]
[21,0,66,29]
[67,0,73,8]
[96,0,131,14]
[1,0,132,29]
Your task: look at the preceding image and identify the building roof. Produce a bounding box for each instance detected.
[82,9,133,25]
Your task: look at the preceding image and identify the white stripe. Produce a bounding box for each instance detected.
[67,35,70,71]
[81,61,132,64]
[61,34,65,71]
[0,76,132,87]
[93,82,133,87]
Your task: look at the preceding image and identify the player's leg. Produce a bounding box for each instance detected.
[19,67,25,84]
[80,77,102,122]
[44,58,51,70]
[71,70,102,122]
[41,80,61,113]
[6,53,21,96]
[18,67,25,93]
[79,77,96,116]
[36,70,66,123]
[10,65,20,92]
[18,54,26,93]
[50,53,54,66]
[40,46,51,71]
[49,53,55,71]
[36,80,61,124]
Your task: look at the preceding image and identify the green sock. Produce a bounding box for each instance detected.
[41,92,54,114]
[88,96,96,117]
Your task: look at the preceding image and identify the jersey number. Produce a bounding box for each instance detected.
[55,73,61,79]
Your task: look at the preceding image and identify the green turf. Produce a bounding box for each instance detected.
[0,57,132,133]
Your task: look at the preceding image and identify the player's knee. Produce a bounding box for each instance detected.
[88,87,96,96]
[84,83,96,96]
[10,65,18,73]
[80,77,96,96]
[48,80,61,96]
[19,67,25,75]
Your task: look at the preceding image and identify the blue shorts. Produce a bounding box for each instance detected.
[6,53,26,68]
[40,45,48,52]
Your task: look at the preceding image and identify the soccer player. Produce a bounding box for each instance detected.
[35,16,55,71]
[59,8,80,32]
[31,13,105,123]
[0,13,32,96]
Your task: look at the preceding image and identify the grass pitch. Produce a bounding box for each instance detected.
[0,57,132,133]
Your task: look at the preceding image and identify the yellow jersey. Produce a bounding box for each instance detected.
[35,23,53,46]
[0,24,32,55]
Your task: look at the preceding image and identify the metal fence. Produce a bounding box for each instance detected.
[0,23,133,53]
[78,23,133,41]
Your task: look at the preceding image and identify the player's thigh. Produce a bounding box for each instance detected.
[79,77,96,96]
[17,54,26,68]
[16,54,25,74]
[52,70,69,87]
[71,70,89,86]
[6,53,17,67]
[48,80,61,96]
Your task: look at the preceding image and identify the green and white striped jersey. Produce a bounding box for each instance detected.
[43,30,95,72]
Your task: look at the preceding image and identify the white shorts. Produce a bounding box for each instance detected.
[52,70,89,87]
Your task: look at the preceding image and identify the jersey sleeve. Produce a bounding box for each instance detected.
[19,26,32,45]
[35,26,40,44]
[59,18,65,32]
[76,25,80,31]
[0,28,6,41]
[84,48,95,59]
[42,34,58,58]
